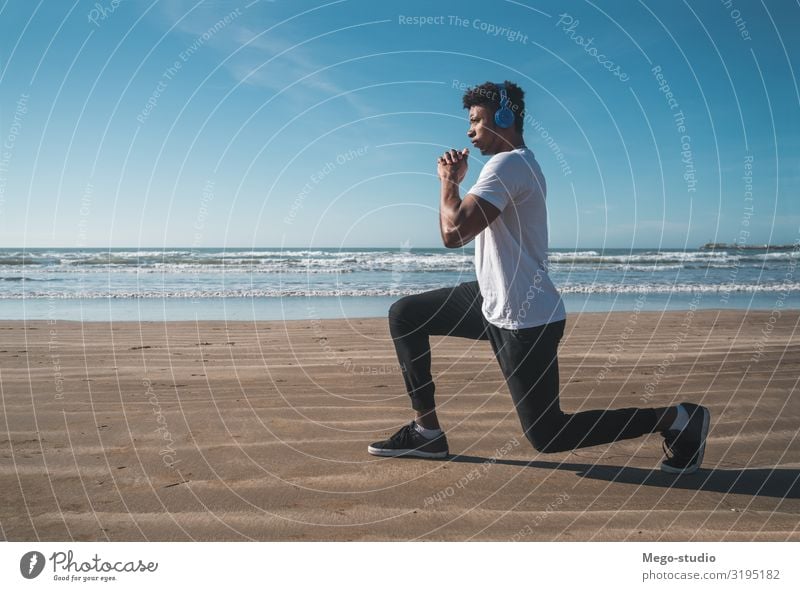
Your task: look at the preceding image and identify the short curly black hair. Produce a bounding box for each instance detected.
[462,80,525,133]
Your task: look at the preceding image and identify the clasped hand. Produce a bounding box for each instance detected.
[437,148,469,184]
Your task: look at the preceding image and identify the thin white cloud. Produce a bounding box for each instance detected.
[150,1,371,115]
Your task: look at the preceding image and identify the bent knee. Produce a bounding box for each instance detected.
[524,428,563,453]
[388,296,416,324]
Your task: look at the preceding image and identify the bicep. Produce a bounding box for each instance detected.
[448,194,501,247]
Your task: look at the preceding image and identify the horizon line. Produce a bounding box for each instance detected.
[0,244,787,250]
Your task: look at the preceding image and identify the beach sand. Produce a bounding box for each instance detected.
[1,310,798,541]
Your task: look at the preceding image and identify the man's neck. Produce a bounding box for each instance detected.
[490,134,525,154]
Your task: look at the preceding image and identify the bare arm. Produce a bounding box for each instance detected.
[438,148,502,248]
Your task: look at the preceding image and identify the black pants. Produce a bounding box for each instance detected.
[388,281,667,453]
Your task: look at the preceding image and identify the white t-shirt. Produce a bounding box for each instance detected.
[467,147,566,329]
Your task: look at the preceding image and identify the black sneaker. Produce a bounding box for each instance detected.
[368,421,449,459]
[660,403,710,474]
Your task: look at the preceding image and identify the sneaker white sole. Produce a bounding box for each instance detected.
[367,445,448,459]
[661,406,710,474]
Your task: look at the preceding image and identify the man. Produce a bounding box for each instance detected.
[368,81,710,475]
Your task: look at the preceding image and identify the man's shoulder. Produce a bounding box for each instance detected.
[486,148,537,168]
[484,149,541,180]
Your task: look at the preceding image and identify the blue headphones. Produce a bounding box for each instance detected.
[494,82,515,129]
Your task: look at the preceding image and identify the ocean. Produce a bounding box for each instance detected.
[1,247,798,321]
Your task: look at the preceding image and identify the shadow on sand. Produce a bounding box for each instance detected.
[445,455,800,499]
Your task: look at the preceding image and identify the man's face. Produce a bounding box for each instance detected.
[467,105,498,155]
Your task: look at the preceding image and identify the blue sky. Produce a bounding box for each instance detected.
[0,0,797,249]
